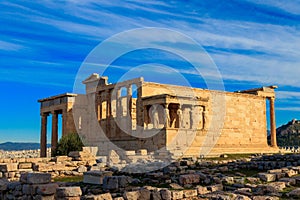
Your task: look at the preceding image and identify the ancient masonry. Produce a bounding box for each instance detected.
[38,73,279,158]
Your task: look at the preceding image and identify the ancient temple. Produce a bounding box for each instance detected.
[38,73,279,158]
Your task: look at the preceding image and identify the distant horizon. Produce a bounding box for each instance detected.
[1,1,300,142]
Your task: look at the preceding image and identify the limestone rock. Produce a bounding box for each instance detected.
[171,190,183,200]
[288,188,300,198]
[208,184,223,192]
[258,173,276,182]
[252,196,279,200]
[83,171,113,185]
[0,163,18,172]
[0,179,8,191]
[36,183,59,195]
[108,150,120,165]
[21,172,51,184]
[84,193,113,200]
[169,183,183,190]
[266,182,286,192]
[160,189,171,200]
[179,174,200,185]
[78,165,87,173]
[56,186,82,197]
[197,186,209,195]
[18,162,32,169]
[183,189,197,198]
[123,190,139,200]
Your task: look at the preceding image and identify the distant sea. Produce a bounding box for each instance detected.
[0,142,51,151]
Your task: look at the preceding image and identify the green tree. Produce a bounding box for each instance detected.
[55,133,84,156]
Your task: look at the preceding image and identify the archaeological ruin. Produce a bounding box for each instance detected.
[38,73,279,158]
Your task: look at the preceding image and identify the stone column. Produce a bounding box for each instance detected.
[164,104,170,128]
[127,85,132,117]
[51,111,58,157]
[62,109,68,137]
[136,84,143,127]
[106,90,111,133]
[116,88,121,118]
[97,93,101,121]
[40,113,48,157]
[269,97,277,147]
[144,105,149,129]
[98,92,102,121]
[176,105,182,128]
[127,85,132,131]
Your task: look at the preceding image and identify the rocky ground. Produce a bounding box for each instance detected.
[2,150,300,199]
[0,148,51,159]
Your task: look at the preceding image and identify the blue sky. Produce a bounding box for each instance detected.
[0,0,300,142]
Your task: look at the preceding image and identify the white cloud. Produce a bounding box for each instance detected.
[0,40,23,51]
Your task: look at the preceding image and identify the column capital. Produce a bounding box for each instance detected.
[40,112,49,117]
[51,110,58,115]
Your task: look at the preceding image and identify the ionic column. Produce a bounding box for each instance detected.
[51,111,58,157]
[136,85,143,126]
[127,85,132,131]
[106,90,111,132]
[62,109,67,137]
[98,92,102,121]
[144,105,149,129]
[127,85,132,117]
[97,93,101,121]
[269,97,277,147]
[40,113,48,157]
[116,88,121,118]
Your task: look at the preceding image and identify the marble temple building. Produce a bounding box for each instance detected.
[38,73,279,158]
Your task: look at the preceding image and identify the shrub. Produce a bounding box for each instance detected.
[54,133,84,156]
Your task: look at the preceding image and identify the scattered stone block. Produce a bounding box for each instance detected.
[56,187,82,197]
[35,195,55,200]
[0,179,8,191]
[83,171,113,185]
[252,196,279,200]
[83,146,98,156]
[279,177,296,186]
[207,184,223,192]
[18,162,32,169]
[160,189,171,200]
[183,189,197,198]
[171,190,183,200]
[286,169,298,177]
[123,190,139,200]
[55,156,72,163]
[108,150,120,165]
[152,189,162,200]
[125,151,135,156]
[114,197,124,200]
[21,172,51,184]
[196,186,209,195]
[136,149,147,156]
[84,193,113,200]
[138,188,151,200]
[266,182,286,192]
[169,183,183,190]
[0,163,18,172]
[77,165,87,173]
[36,183,59,195]
[22,184,33,195]
[288,188,300,198]
[179,174,200,185]
[258,173,276,182]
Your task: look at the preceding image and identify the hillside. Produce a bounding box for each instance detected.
[276,119,300,146]
[0,142,50,151]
